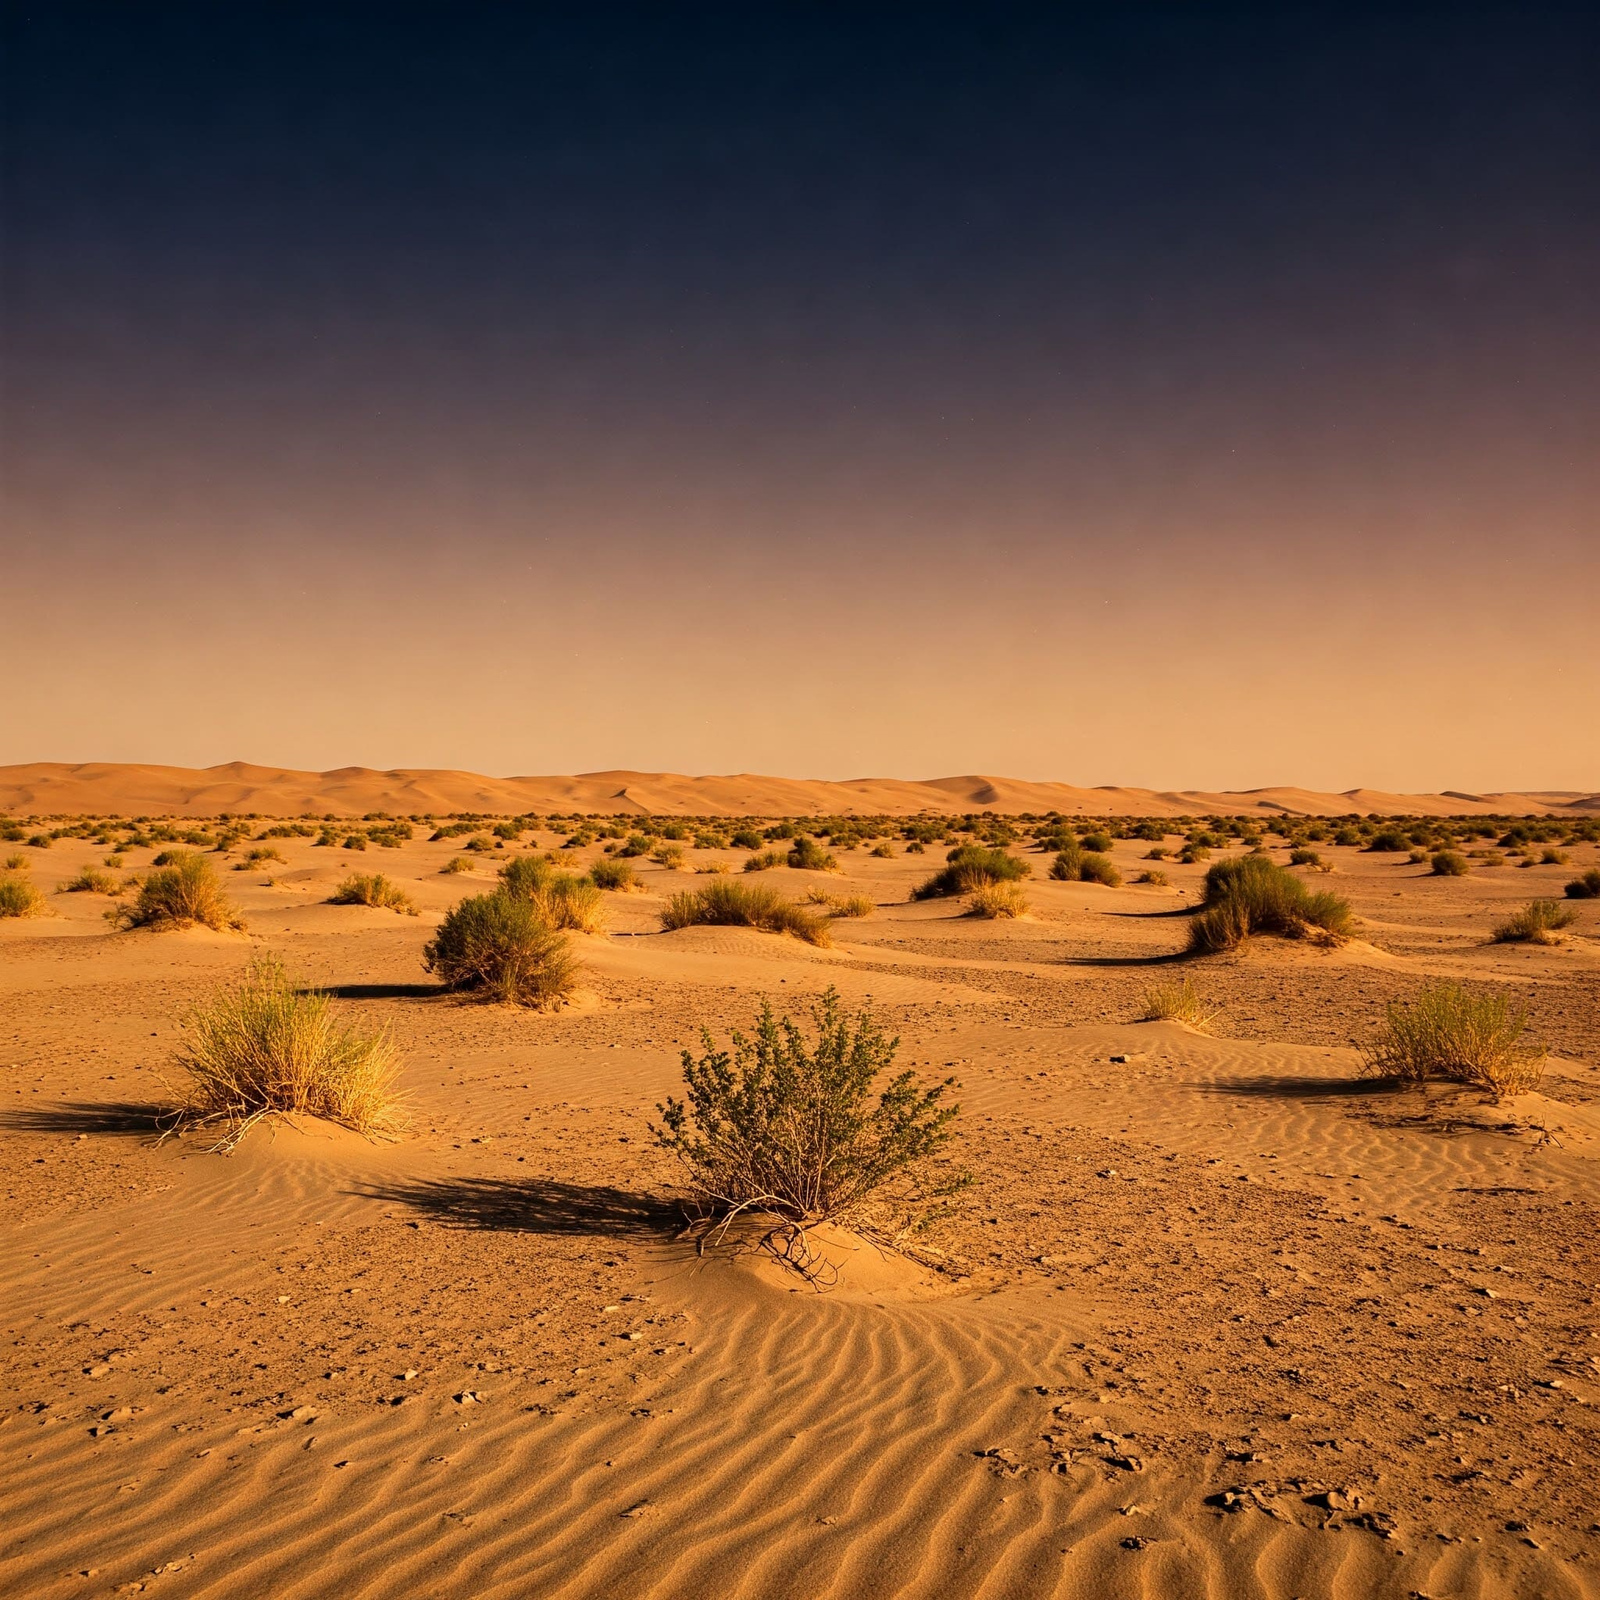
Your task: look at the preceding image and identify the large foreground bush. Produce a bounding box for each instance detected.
[660,880,829,945]
[1359,981,1543,1099]
[1187,855,1351,953]
[655,986,958,1226]
[172,955,401,1146]
[0,873,47,918]
[116,851,243,931]
[425,892,577,1008]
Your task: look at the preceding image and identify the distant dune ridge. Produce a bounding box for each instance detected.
[1,761,1595,818]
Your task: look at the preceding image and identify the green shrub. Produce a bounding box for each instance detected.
[652,843,686,869]
[1289,847,1322,867]
[1187,855,1351,953]
[1077,831,1112,852]
[589,858,636,890]
[498,855,553,899]
[870,842,895,858]
[1077,851,1121,887]
[913,846,1029,900]
[730,828,764,851]
[654,986,957,1226]
[424,893,577,1009]
[617,834,652,858]
[1177,843,1211,864]
[1136,869,1169,885]
[0,874,48,918]
[531,872,607,933]
[329,873,417,915]
[742,849,786,873]
[1491,900,1575,945]
[1430,850,1469,877]
[1359,981,1543,1099]
[659,880,830,945]
[1541,849,1568,865]
[1565,869,1600,900]
[115,852,243,931]
[787,836,837,872]
[1144,846,1168,860]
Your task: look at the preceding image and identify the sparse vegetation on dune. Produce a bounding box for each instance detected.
[742,849,786,872]
[1565,868,1600,900]
[654,986,958,1235]
[58,866,121,895]
[440,855,475,874]
[1288,847,1322,868]
[1140,978,1219,1031]
[424,892,577,1009]
[1430,850,1470,876]
[786,836,837,872]
[660,880,830,945]
[114,851,243,931]
[1187,854,1352,953]
[1360,981,1544,1099]
[1491,899,1575,945]
[1135,869,1169,886]
[329,873,417,915]
[169,954,402,1147]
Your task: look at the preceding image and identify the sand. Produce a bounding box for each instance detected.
[3,761,1597,820]
[3,824,1598,1598]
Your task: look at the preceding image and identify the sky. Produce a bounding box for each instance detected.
[2,3,1596,791]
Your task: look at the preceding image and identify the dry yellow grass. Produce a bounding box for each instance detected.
[1359,980,1544,1099]
[328,873,418,915]
[966,881,1029,918]
[1140,977,1219,1031]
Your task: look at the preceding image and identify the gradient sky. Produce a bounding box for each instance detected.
[3,4,1597,790]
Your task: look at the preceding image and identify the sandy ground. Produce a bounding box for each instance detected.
[3,827,1599,1599]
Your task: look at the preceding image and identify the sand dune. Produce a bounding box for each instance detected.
[2,760,1594,819]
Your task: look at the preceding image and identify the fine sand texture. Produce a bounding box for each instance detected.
[3,825,1599,1598]
[3,761,1598,820]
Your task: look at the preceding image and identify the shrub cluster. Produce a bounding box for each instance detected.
[913,846,1029,900]
[1490,900,1574,945]
[115,852,244,931]
[1565,868,1600,900]
[1359,981,1543,1099]
[424,893,577,1008]
[660,880,830,945]
[1187,855,1352,953]
[329,873,417,915]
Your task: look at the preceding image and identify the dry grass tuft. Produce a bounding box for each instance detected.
[966,880,1029,918]
[1135,869,1169,886]
[532,873,608,933]
[425,892,577,1009]
[660,880,831,945]
[59,866,122,895]
[1359,980,1544,1099]
[0,872,48,918]
[169,954,402,1148]
[440,855,475,873]
[1140,978,1219,1031]
[1490,899,1575,945]
[329,873,418,915]
[589,858,637,891]
[114,851,244,931]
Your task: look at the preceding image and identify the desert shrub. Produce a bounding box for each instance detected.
[652,843,686,869]
[440,855,475,874]
[654,986,957,1226]
[1077,851,1121,887]
[1359,981,1543,1098]
[589,857,637,890]
[531,872,607,933]
[832,893,874,918]
[869,842,895,858]
[659,880,830,946]
[617,834,652,858]
[4,852,27,871]
[1140,978,1218,1030]
[1541,849,1568,865]
[1144,846,1168,860]
[1077,831,1112,853]
[170,954,401,1145]
[59,866,120,894]
[0,874,48,918]
[1136,869,1169,886]
[26,834,51,849]
[1188,855,1351,953]
[787,836,837,872]
[730,828,764,851]
[115,852,243,931]
[1491,900,1575,945]
[329,873,417,915]
[1430,850,1469,877]
[913,845,1029,900]
[498,855,554,899]
[742,849,786,873]
[967,881,1029,918]
[1288,847,1322,867]
[1048,843,1082,880]
[1177,843,1211,864]
[240,846,283,868]
[695,859,731,875]
[1564,869,1600,900]
[424,892,577,1009]
[1367,830,1408,852]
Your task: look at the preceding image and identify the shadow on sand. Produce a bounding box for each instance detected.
[306,982,449,1001]
[358,1177,676,1240]
[0,1100,168,1138]
[1064,949,1192,968]
[1195,1075,1394,1103]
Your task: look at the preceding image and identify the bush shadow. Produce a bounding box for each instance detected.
[359,1177,676,1239]
[0,1100,168,1138]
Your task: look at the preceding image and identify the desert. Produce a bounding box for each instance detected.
[3,784,1598,1599]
